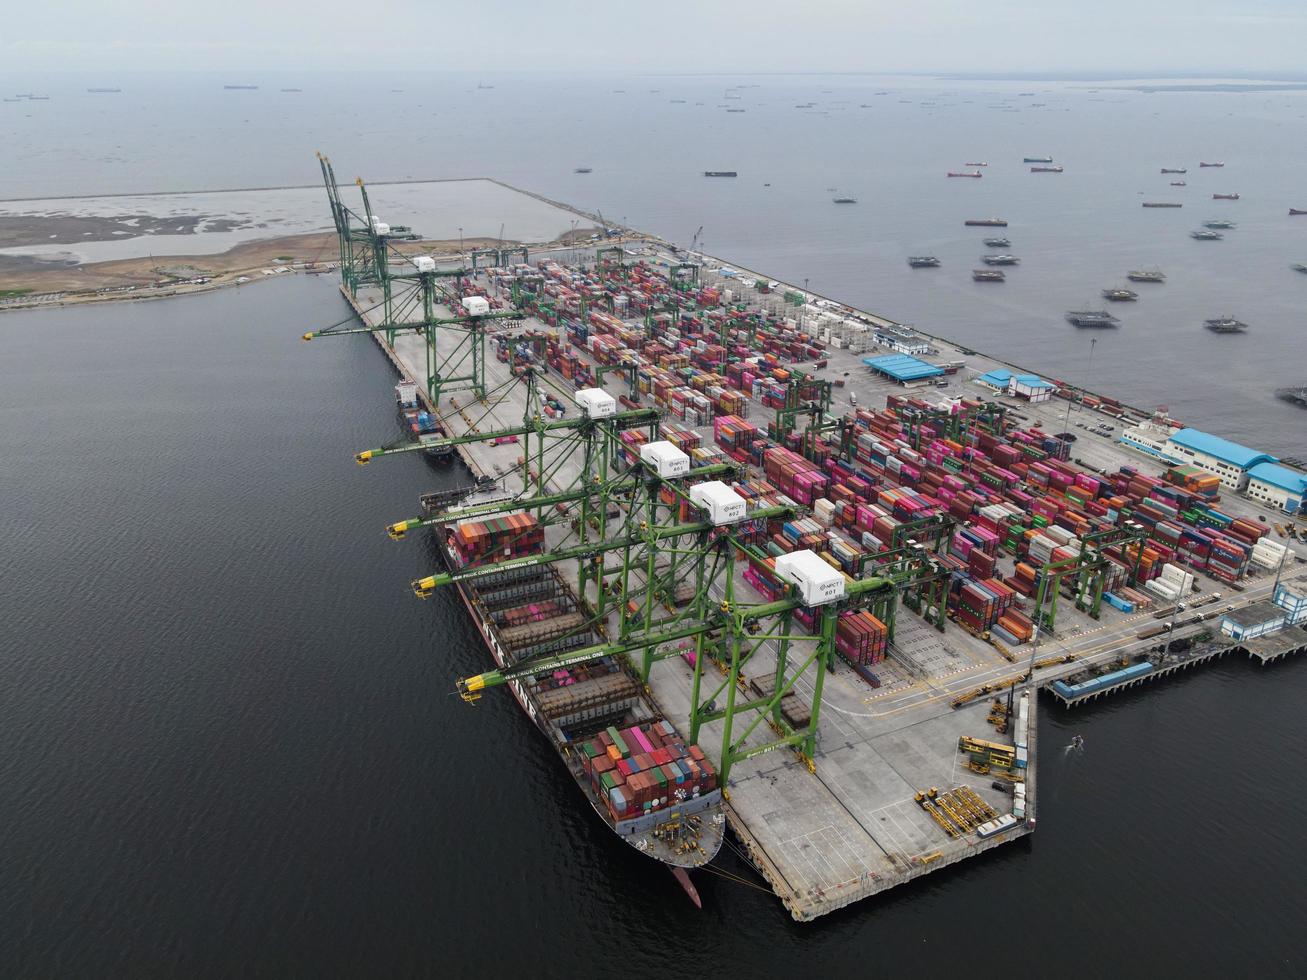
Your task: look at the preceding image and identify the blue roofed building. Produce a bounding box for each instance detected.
[1163,428,1277,490]
[975,369,1013,391]
[1011,374,1055,403]
[1245,462,1307,513]
[863,354,945,384]
[973,368,1053,402]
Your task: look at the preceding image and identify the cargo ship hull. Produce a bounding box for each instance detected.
[436,525,725,870]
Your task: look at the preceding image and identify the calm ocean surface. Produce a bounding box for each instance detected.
[2,72,1306,977]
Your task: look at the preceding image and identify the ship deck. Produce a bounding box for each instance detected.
[336,227,1306,920]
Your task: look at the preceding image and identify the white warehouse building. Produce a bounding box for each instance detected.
[1162,429,1276,492]
[1245,462,1307,514]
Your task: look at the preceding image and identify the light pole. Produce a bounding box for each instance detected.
[1160,549,1191,663]
[1271,538,1290,597]
[1080,337,1097,416]
[1061,336,1096,438]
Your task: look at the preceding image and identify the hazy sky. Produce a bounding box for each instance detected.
[5,0,1307,74]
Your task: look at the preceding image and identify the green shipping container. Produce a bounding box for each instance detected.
[607,726,629,758]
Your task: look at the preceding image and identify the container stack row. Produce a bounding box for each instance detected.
[580,720,718,823]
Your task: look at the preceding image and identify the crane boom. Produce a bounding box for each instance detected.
[355,407,661,464]
[386,462,737,538]
[302,308,520,342]
[412,504,793,596]
[457,571,896,699]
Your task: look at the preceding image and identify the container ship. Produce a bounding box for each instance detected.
[394,381,454,460]
[414,490,725,902]
[703,171,737,177]
[1030,165,1063,173]
[1161,168,1187,174]
[1213,193,1240,200]
[1276,385,1307,408]
[1023,156,1054,163]
[947,171,983,178]
[965,217,1008,227]
[1142,202,1182,208]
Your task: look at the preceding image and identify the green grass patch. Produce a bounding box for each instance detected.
[0,288,32,298]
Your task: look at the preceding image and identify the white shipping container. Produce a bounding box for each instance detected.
[412,255,436,273]
[1145,580,1180,601]
[460,296,491,316]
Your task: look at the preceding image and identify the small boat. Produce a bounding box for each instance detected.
[1161,168,1187,174]
[948,171,983,178]
[1213,193,1240,200]
[1102,288,1138,301]
[1276,385,1307,408]
[965,218,1008,227]
[833,197,857,204]
[1030,166,1064,173]
[1294,264,1307,274]
[1142,202,1182,208]
[573,167,593,174]
[982,237,1010,248]
[1203,219,1236,229]
[1205,317,1248,333]
[965,162,989,167]
[1066,310,1120,328]
[1023,156,1054,163]
[907,256,941,268]
[1128,269,1166,283]
[1290,209,1306,216]
[981,254,1019,265]
[1200,161,1225,168]
[1170,181,1187,186]
[973,269,1006,282]
[1191,230,1223,240]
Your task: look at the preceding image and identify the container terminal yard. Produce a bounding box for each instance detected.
[303,158,1307,921]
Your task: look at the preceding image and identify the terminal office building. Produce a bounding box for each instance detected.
[1163,430,1307,513]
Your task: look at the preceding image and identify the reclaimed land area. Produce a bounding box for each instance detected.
[0,232,579,307]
